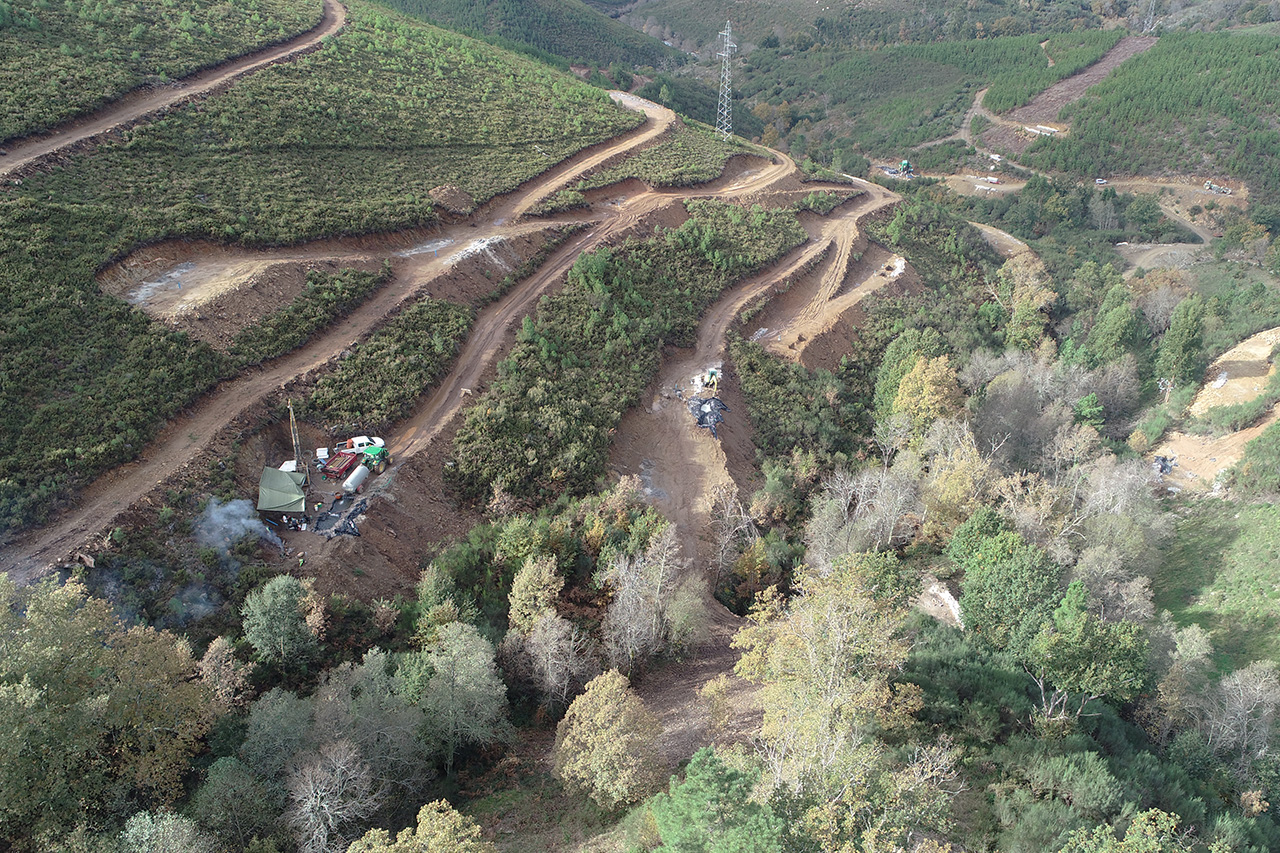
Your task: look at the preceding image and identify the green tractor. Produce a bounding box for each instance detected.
[362,446,391,474]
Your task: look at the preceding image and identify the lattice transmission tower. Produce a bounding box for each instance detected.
[716,20,736,141]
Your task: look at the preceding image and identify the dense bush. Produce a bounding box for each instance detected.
[368,0,672,67]
[307,297,473,431]
[634,75,765,140]
[738,30,1119,161]
[578,122,754,190]
[230,266,391,367]
[729,335,868,468]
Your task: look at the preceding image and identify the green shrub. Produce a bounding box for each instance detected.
[0,0,324,142]
[1230,421,1280,496]
[578,122,750,190]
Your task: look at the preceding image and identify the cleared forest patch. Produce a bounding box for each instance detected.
[1005,35,1157,128]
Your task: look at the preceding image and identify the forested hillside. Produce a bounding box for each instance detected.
[738,30,1119,164]
[710,194,1280,849]
[0,0,640,532]
[1027,31,1280,209]
[620,0,1100,48]
[369,0,673,67]
[0,0,323,142]
[13,0,1280,848]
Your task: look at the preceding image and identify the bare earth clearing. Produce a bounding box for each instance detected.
[1007,36,1158,129]
[1153,326,1280,490]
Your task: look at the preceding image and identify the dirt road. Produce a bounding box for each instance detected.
[609,181,895,534]
[763,189,901,358]
[0,80,816,581]
[0,0,346,180]
[0,96,685,580]
[1153,326,1280,489]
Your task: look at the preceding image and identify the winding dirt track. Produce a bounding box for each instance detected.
[613,188,895,526]
[0,95,677,580]
[766,188,899,356]
[0,0,347,178]
[0,85,822,581]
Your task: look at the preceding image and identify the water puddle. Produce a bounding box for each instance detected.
[638,458,668,500]
[128,262,196,304]
[393,237,455,259]
[454,236,512,271]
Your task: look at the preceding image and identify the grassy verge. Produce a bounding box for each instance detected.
[0,0,323,143]
[306,297,473,432]
[1128,385,1198,451]
[1155,502,1280,669]
[1229,420,1280,497]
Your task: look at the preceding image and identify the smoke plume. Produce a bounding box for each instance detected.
[195,498,282,553]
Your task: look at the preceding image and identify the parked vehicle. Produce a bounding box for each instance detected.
[318,442,392,481]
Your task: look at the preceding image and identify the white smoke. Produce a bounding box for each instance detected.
[195,498,282,553]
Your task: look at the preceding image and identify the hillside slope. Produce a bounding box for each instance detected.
[371,0,673,66]
[619,0,1100,48]
[0,0,324,143]
[0,0,642,534]
[1026,31,1280,207]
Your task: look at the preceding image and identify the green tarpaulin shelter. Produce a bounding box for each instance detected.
[257,466,307,513]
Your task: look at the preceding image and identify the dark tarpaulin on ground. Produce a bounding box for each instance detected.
[687,395,729,438]
[314,496,369,538]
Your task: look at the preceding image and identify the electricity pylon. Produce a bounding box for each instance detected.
[716,21,736,141]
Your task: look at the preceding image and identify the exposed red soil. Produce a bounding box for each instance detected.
[1007,36,1159,128]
